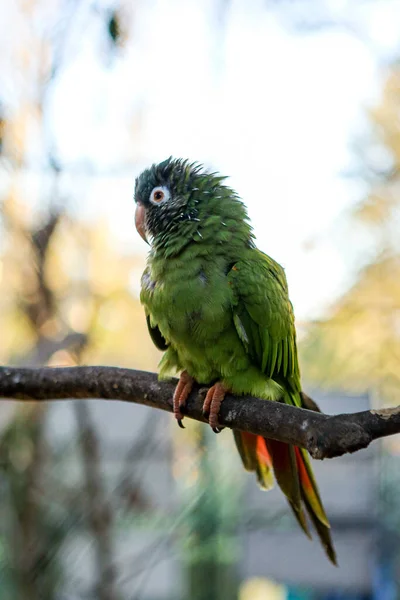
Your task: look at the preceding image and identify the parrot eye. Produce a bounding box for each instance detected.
[149,186,170,205]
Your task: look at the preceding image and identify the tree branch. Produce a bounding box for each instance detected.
[0,366,399,460]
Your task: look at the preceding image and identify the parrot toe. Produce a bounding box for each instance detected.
[202,382,228,432]
[173,370,194,427]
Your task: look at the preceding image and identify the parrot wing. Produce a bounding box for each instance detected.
[228,250,336,565]
[146,313,169,351]
[229,249,300,391]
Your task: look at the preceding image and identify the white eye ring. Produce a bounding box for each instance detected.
[149,186,170,205]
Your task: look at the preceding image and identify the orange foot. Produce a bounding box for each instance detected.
[173,371,194,429]
[202,382,229,433]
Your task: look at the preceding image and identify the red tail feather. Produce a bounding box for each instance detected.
[234,432,336,564]
[294,447,313,492]
[256,435,272,468]
[233,431,274,490]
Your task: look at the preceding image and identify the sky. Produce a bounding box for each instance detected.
[4,0,400,321]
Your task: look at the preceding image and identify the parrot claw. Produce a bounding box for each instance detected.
[202,382,228,431]
[173,371,194,428]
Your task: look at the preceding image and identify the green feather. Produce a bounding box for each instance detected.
[268,340,279,378]
[261,331,270,372]
[233,313,249,349]
[282,339,288,376]
[276,340,283,373]
[146,314,168,351]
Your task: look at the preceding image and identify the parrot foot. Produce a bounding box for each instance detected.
[202,382,228,433]
[173,370,194,428]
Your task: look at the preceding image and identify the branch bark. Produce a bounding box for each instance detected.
[0,365,399,460]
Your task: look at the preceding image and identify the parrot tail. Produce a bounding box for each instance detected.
[233,431,274,490]
[294,445,337,565]
[234,432,337,566]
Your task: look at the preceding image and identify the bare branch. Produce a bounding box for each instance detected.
[0,366,399,460]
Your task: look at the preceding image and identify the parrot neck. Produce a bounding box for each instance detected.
[151,185,254,260]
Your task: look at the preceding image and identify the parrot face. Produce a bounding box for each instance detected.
[134,157,200,245]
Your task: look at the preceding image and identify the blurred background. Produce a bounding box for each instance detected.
[1,0,400,598]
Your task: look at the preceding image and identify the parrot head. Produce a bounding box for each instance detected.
[134,157,253,253]
[134,157,205,245]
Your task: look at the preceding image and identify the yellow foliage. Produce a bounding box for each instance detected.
[301,256,400,404]
[239,578,286,600]
[0,203,160,372]
[303,65,400,405]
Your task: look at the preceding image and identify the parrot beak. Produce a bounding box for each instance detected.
[135,202,149,244]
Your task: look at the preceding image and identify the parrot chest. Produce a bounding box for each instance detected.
[141,257,234,347]
[140,252,254,384]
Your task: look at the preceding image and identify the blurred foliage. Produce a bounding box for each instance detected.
[0,194,159,372]
[1,0,397,598]
[301,64,400,405]
[0,193,163,597]
[0,1,160,596]
[301,256,400,402]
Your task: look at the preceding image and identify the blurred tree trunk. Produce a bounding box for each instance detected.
[187,428,239,600]
[9,407,48,600]
[75,402,119,600]
[1,212,64,599]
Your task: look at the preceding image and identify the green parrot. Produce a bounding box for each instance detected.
[134,157,336,565]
